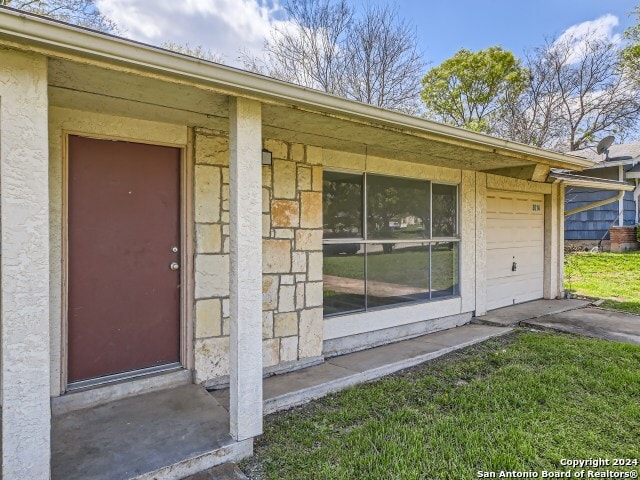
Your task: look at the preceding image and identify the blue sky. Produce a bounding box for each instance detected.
[96,0,640,67]
[388,0,639,65]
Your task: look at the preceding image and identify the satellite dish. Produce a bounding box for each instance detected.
[596,135,615,156]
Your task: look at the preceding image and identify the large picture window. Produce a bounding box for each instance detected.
[323,172,459,316]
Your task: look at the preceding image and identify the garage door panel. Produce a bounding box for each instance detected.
[487,229,543,246]
[487,233,544,249]
[486,190,544,310]
[487,273,544,308]
[487,195,512,213]
[487,247,544,280]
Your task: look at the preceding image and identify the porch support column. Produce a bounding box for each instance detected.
[0,51,51,477]
[460,171,476,314]
[474,172,487,316]
[228,96,263,441]
[558,186,565,297]
[544,183,563,299]
[618,165,625,227]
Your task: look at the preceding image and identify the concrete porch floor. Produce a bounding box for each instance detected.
[52,384,251,480]
[46,299,636,480]
[47,323,511,480]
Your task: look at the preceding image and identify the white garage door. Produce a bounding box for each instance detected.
[486,190,544,310]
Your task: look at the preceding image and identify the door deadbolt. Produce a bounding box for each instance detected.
[512,261,517,272]
[171,246,178,253]
[170,262,180,271]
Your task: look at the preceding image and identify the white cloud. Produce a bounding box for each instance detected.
[555,14,622,63]
[95,0,287,65]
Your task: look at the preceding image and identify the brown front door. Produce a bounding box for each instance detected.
[67,135,181,384]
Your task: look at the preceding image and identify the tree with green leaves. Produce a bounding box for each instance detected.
[420,46,527,133]
[621,6,640,76]
[1,0,116,32]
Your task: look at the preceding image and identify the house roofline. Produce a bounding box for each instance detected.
[0,7,595,171]
[549,171,634,191]
[583,158,639,169]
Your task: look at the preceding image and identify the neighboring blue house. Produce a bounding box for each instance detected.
[565,142,640,248]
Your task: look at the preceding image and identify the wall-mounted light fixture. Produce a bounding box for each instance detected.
[262,148,273,166]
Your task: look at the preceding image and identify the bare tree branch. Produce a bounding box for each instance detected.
[162,42,224,64]
[242,0,423,113]
[496,33,640,151]
[242,0,352,94]
[1,0,117,32]
[342,4,424,114]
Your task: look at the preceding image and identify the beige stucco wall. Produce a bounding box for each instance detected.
[48,106,188,396]
[544,183,565,299]
[45,104,565,394]
[1,47,51,479]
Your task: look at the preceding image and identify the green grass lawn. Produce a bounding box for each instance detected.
[565,251,640,314]
[242,332,640,480]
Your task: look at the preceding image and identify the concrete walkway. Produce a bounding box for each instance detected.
[210,324,511,415]
[182,463,248,480]
[473,299,591,327]
[47,323,510,480]
[475,299,640,346]
[52,299,637,480]
[215,299,637,420]
[523,307,640,346]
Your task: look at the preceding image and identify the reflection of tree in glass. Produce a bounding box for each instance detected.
[432,185,457,237]
[367,175,429,245]
[323,173,362,238]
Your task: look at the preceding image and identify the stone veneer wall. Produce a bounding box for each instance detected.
[192,128,324,387]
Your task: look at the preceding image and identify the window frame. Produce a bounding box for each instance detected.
[322,169,461,317]
[431,182,460,239]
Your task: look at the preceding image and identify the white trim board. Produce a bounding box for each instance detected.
[323,297,465,340]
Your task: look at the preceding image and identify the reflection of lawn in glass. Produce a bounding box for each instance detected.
[368,225,428,241]
[324,246,456,290]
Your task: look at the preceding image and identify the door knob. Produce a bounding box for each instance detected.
[170,262,180,271]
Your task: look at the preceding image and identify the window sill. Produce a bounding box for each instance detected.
[323,296,466,340]
[323,294,460,319]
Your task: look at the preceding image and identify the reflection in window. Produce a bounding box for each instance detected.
[366,174,430,240]
[432,184,457,237]
[431,242,459,298]
[322,243,365,315]
[323,171,363,239]
[366,243,430,308]
[322,171,460,317]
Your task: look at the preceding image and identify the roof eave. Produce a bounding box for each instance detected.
[549,172,635,191]
[584,159,638,169]
[0,7,595,171]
